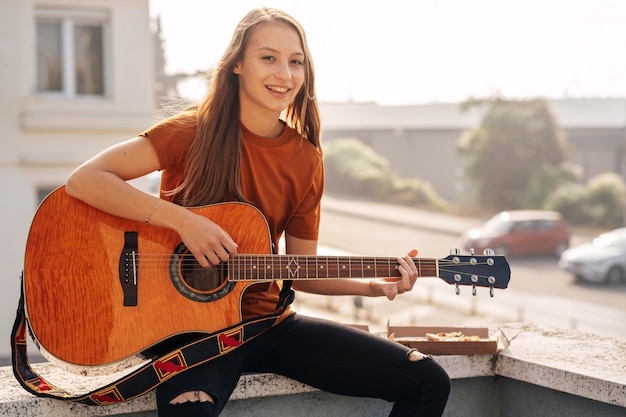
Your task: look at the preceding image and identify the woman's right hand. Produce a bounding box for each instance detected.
[176,211,239,268]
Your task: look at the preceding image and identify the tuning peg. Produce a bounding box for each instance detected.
[455,283,460,295]
[483,248,495,256]
[489,287,494,297]
[469,248,475,255]
[450,248,461,255]
[472,284,477,296]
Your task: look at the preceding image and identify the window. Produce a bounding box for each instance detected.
[36,8,108,97]
[533,220,556,230]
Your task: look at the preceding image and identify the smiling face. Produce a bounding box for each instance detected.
[233,21,306,125]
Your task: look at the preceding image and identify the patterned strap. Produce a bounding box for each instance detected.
[11,275,293,406]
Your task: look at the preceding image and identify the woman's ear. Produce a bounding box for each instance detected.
[233,62,242,75]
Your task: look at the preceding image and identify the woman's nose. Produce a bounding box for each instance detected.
[274,61,292,80]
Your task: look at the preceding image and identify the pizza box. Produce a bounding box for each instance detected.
[347,324,370,332]
[386,324,506,355]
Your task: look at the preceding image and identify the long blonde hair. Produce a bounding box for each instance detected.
[174,8,321,207]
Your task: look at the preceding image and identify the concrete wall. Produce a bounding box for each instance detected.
[1,323,624,417]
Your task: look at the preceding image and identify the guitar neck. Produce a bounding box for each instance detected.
[227,255,437,281]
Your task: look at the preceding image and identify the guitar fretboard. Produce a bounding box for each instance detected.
[227,255,438,281]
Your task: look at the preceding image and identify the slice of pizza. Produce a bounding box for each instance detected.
[425,332,481,342]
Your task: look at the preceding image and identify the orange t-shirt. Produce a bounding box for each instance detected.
[141,111,324,320]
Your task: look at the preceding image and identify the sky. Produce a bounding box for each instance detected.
[149,0,626,105]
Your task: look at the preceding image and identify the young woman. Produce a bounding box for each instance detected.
[65,7,450,417]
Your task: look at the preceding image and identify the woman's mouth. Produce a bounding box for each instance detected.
[266,85,290,94]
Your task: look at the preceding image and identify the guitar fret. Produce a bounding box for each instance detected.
[325,256,330,278]
[282,255,286,280]
[252,255,256,280]
[315,256,319,279]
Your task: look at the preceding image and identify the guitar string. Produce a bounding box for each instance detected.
[116,255,499,283]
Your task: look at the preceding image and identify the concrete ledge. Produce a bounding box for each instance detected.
[494,322,626,408]
[0,355,490,416]
[1,323,625,416]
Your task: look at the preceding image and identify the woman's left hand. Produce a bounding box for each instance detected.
[369,249,419,300]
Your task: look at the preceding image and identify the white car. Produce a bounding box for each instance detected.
[559,228,626,284]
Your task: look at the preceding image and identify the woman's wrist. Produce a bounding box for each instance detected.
[368,280,377,297]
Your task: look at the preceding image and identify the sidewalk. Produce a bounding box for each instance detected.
[320,195,595,244]
[321,195,481,237]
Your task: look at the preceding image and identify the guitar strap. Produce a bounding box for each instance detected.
[11,274,294,406]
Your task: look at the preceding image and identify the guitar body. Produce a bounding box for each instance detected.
[23,187,272,368]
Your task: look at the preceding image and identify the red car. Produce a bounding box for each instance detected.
[461,210,571,257]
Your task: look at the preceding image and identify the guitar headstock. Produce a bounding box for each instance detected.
[438,249,511,297]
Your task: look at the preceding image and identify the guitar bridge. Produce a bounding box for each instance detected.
[119,231,138,306]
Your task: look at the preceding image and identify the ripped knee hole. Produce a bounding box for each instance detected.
[408,350,432,361]
[169,390,214,405]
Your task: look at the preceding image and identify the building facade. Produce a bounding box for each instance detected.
[320,99,626,204]
[0,0,155,360]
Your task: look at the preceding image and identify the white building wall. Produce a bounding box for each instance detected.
[0,0,155,360]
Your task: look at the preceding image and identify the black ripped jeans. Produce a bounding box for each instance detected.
[156,313,450,417]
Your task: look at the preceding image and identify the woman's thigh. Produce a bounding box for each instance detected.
[248,314,447,402]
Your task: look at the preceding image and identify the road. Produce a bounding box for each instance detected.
[292,203,626,340]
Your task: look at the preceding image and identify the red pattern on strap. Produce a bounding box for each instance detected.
[15,320,26,344]
[219,333,242,348]
[155,359,186,373]
[34,378,51,391]
[91,393,123,404]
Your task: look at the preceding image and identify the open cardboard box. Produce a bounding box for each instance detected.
[386,323,509,355]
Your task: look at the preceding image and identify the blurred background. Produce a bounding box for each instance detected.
[1,0,625,365]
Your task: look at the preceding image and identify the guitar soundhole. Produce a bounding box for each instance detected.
[181,258,225,291]
[170,243,235,302]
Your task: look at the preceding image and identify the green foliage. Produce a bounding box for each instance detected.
[586,173,626,228]
[522,162,581,209]
[544,173,626,228]
[458,98,569,211]
[323,138,394,198]
[543,183,593,225]
[323,138,448,209]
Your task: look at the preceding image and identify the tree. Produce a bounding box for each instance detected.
[323,138,448,208]
[457,98,569,211]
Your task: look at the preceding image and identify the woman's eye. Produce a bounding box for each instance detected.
[262,56,275,62]
[291,59,303,66]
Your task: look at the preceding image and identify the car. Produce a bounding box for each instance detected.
[461,210,571,257]
[559,228,626,284]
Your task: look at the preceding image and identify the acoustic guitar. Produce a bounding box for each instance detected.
[23,187,510,370]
